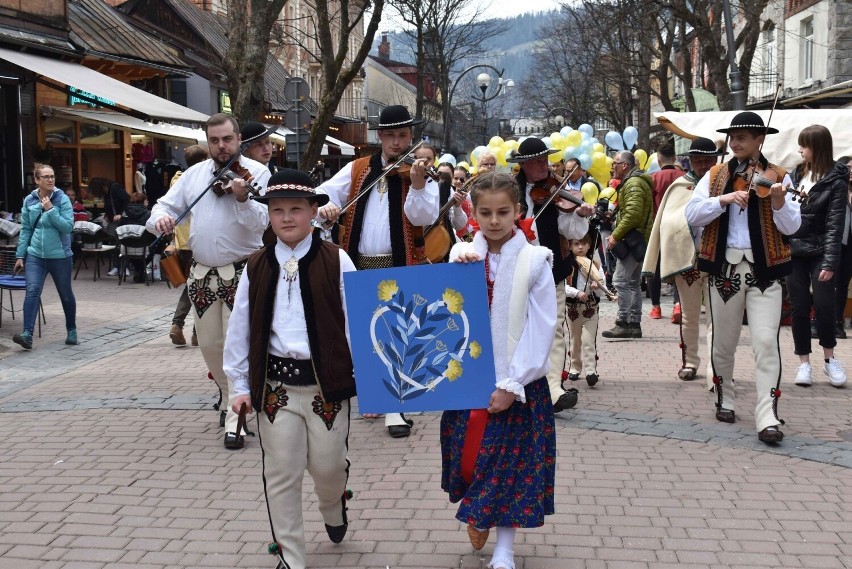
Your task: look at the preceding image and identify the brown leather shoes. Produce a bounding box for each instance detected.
[758,426,784,443]
[466,524,489,550]
[715,408,736,423]
[169,324,186,346]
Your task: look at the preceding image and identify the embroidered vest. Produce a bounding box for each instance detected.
[341,153,426,266]
[697,160,792,281]
[245,234,356,411]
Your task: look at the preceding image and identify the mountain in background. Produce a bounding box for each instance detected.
[370,10,557,112]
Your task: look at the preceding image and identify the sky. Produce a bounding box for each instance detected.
[486,0,562,17]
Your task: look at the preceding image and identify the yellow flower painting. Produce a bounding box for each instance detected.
[377,279,398,302]
[446,359,463,381]
[443,288,464,314]
[469,340,482,359]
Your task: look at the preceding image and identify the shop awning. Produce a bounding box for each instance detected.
[656,109,852,171]
[0,46,208,123]
[324,134,355,156]
[46,107,207,144]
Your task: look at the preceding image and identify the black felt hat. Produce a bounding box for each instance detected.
[253,168,329,206]
[716,111,779,135]
[683,137,728,157]
[370,105,423,130]
[241,122,279,145]
[506,137,560,163]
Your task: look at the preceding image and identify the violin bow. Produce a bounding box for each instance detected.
[531,162,583,224]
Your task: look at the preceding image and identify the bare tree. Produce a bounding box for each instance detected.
[390,0,508,152]
[224,0,288,123]
[275,0,385,169]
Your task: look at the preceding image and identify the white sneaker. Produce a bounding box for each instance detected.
[795,362,812,386]
[823,358,847,387]
[107,267,119,277]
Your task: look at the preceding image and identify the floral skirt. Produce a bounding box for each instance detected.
[440,377,556,529]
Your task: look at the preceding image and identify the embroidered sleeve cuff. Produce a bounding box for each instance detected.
[495,378,526,403]
[232,376,250,397]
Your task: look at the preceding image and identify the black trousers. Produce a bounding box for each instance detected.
[835,243,852,322]
[786,255,837,355]
[649,258,680,306]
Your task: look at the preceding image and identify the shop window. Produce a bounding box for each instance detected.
[43,117,76,145]
[80,123,117,145]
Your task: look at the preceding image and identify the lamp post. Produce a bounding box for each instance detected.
[722,0,746,110]
[442,64,513,154]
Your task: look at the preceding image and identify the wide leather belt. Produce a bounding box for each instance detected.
[355,254,393,270]
[267,354,315,386]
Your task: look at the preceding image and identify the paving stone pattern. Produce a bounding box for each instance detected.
[0,267,850,568]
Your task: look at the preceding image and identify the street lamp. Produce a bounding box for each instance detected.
[442,65,513,154]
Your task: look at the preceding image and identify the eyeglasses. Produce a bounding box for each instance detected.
[38,175,56,180]
[612,162,627,166]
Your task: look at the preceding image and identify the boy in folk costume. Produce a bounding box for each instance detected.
[223,170,356,569]
[643,137,725,384]
[564,230,615,387]
[442,172,557,569]
[685,112,801,444]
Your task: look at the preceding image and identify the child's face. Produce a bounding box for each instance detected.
[268,197,317,247]
[571,239,590,256]
[473,190,520,249]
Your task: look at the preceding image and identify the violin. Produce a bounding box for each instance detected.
[529,161,585,217]
[212,162,264,197]
[394,155,441,183]
[733,161,806,203]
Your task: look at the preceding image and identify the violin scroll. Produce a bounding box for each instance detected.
[212,163,263,197]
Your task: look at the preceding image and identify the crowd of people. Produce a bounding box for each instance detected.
[9,104,851,569]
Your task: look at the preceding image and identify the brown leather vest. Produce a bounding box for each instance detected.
[245,233,356,410]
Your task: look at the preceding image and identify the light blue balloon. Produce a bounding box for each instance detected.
[622,126,639,149]
[578,153,592,170]
[563,146,579,161]
[542,136,552,148]
[604,131,624,150]
[578,123,594,137]
[440,153,457,167]
[580,139,594,153]
[560,126,573,137]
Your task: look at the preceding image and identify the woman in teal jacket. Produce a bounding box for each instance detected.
[12,164,77,349]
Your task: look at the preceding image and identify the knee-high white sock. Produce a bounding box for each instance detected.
[489,526,517,568]
[495,526,516,551]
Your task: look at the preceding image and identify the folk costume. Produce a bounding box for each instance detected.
[317,105,439,437]
[223,170,356,569]
[147,155,271,447]
[242,122,280,174]
[441,230,557,569]
[564,246,613,385]
[643,138,725,383]
[508,137,590,412]
[685,112,801,440]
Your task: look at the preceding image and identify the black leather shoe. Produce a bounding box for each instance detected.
[630,323,643,338]
[325,523,348,544]
[602,324,633,338]
[224,432,244,449]
[758,426,784,443]
[219,410,226,428]
[387,424,411,438]
[715,408,736,423]
[567,372,580,382]
[553,389,578,412]
[586,373,599,387]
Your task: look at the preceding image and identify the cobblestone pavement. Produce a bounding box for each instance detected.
[1,269,850,568]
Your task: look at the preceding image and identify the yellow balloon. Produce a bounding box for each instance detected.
[497,152,508,167]
[581,182,599,205]
[634,149,648,170]
[592,143,604,154]
[489,136,504,147]
[469,166,478,176]
[458,161,469,170]
[591,152,607,170]
[600,187,617,201]
[566,130,582,147]
[548,151,563,164]
[470,152,478,167]
[550,133,563,149]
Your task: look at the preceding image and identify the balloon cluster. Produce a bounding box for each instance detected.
[544,124,612,186]
[603,127,661,174]
[468,136,521,176]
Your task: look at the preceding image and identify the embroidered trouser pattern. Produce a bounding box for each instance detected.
[187,264,242,435]
[566,300,599,376]
[674,270,714,386]
[546,280,569,403]
[707,259,784,432]
[259,384,350,569]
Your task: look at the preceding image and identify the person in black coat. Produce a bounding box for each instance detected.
[787,125,849,388]
[833,155,852,338]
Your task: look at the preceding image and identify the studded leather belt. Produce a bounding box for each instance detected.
[267,354,315,386]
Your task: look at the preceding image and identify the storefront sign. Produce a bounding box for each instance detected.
[68,86,114,108]
[219,90,232,114]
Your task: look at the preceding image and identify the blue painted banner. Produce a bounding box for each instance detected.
[343,262,496,413]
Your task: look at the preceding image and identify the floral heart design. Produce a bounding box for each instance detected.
[370,281,481,402]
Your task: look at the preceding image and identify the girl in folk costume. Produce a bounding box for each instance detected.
[441,172,557,569]
[564,230,616,388]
